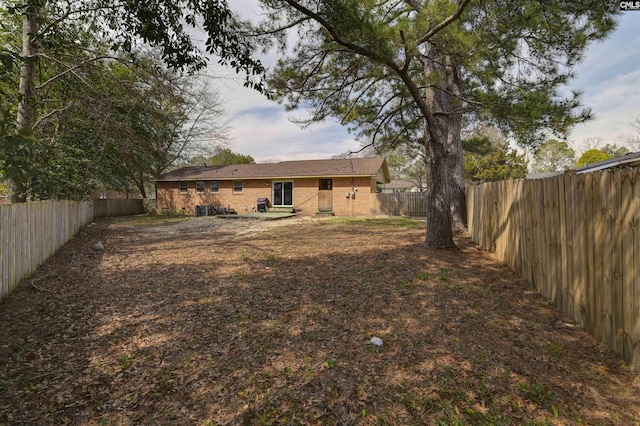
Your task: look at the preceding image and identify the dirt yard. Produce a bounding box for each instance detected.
[0,215,639,425]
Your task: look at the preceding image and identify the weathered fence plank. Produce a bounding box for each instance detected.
[611,171,625,355]
[592,171,604,342]
[584,173,596,333]
[574,174,587,328]
[601,171,614,349]
[633,170,640,368]
[621,168,635,360]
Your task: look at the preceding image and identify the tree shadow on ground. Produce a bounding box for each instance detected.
[0,217,638,425]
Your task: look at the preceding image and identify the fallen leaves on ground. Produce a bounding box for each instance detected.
[0,215,638,425]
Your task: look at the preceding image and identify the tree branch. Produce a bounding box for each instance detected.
[36,54,122,90]
[278,0,437,131]
[417,0,472,44]
[33,102,75,129]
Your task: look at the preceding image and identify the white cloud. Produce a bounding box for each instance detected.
[228,106,360,161]
[565,13,640,152]
[209,63,361,162]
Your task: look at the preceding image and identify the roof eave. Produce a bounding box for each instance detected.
[156,173,380,182]
[575,158,640,174]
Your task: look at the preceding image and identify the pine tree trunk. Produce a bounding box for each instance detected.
[446,113,467,232]
[10,1,39,203]
[423,133,455,248]
[443,58,467,232]
[421,45,462,248]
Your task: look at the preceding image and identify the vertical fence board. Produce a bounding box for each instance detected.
[529,180,540,291]
[476,185,482,244]
[512,180,523,275]
[633,169,640,368]
[542,179,552,301]
[592,171,604,341]
[497,182,504,259]
[503,180,510,262]
[27,202,34,276]
[496,182,503,259]
[550,178,561,307]
[574,174,588,327]
[564,176,575,319]
[491,182,498,251]
[11,205,16,294]
[558,175,569,314]
[621,169,635,360]
[540,179,549,297]
[601,171,614,348]
[508,180,516,269]
[0,205,6,296]
[480,184,489,250]
[478,185,486,249]
[494,182,500,252]
[584,173,596,333]
[538,179,548,293]
[3,205,12,296]
[611,171,625,355]
[523,181,533,283]
[14,204,23,292]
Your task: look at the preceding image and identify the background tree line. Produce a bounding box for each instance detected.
[0,0,627,249]
[0,0,263,203]
[383,130,635,187]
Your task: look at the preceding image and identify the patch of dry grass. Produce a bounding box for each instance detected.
[0,216,638,425]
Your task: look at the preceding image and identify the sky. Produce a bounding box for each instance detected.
[208,4,640,163]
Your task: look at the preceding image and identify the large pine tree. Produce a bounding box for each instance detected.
[257,0,619,248]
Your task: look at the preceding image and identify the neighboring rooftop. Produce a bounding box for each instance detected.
[575,151,640,174]
[157,157,390,183]
[526,152,640,179]
[383,179,417,189]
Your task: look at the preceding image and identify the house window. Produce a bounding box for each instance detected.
[319,179,332,190]
[273,181,293,206]
[210,181,220,193]
[99,192,108,199]
[196,181,205,194]
[233,181,243,193]
[179,182,188,194]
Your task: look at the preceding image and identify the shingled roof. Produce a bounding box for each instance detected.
[157,157,390,183]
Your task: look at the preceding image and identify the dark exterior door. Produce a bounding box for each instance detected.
[273,181,293,206]
[318,179,333,212]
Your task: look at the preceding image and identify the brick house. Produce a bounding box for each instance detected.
[155,157,390,217]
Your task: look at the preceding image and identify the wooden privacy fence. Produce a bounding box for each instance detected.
[94,198,145,217]
[371,192,428,216]
[466,168,640,370]
[0,199,145,301]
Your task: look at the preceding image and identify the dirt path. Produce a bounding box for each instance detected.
[0,215,638,425]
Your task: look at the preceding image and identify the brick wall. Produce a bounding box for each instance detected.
[330,177,375,216]
[156,176,377,216]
